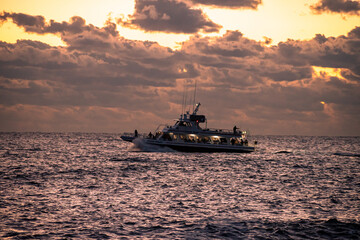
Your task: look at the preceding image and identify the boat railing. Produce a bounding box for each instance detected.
[203,128,243,136]
[163,127,245,136]
[155,124,171,132]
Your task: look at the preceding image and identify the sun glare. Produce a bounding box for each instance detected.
[1,0,359,49]
[0,0,136,46]
[0,0,135,26]
[203,0,359,45]
[312,66,344,79]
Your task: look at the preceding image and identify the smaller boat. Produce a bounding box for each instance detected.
[120,135,136,142]
[121,103,256,153]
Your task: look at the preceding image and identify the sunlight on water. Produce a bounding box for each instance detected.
[0,133,359,239]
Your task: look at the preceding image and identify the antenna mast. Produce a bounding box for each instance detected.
[192,80,197,112]
[184,81,188,113]
[181,84,184,116]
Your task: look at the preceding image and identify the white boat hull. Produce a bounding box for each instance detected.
[143,139,255,153]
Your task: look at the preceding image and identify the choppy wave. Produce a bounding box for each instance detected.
[275,150,293,154]
[1,217,358,239]
[333,152,360,157]
[0,133,359,239]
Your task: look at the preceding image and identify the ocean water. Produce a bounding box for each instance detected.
[0,133,359,239]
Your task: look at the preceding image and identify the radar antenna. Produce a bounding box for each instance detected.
[193,102,201,115]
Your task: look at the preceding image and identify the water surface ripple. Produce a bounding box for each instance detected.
[0,133,359,239]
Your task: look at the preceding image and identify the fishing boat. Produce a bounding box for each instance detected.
[121,103,256,153]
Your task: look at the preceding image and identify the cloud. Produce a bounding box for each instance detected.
[0,12,359,135]
[118,0,221,33]
[0,13,195,132]
[0,12,95,35]
[310,0,360,15]
[0,11,122,50]
[272,27,360,75]
[177,27,360,135]
[188,0,262,9]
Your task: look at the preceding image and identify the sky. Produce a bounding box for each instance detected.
[0,0,359,135]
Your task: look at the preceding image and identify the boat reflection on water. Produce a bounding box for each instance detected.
[121,103,256,153]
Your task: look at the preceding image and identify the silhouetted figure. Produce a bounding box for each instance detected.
[134,129,138,137]
[148,132,153,138]
[233,125,238,134]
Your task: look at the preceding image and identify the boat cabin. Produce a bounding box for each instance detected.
[154,105,249,146]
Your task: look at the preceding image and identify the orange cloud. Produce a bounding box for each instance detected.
[118,0,221,34]
[311,0,360,15]
[0,13,359,135]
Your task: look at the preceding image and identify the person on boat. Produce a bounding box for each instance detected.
[148,132,153,138]
[134,129,138,137]
[233,125,238,134]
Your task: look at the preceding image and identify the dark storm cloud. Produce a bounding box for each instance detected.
[310,0,360,15]
[0,12,359,135]
[188,0,262,9]
[118,0,221,33]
